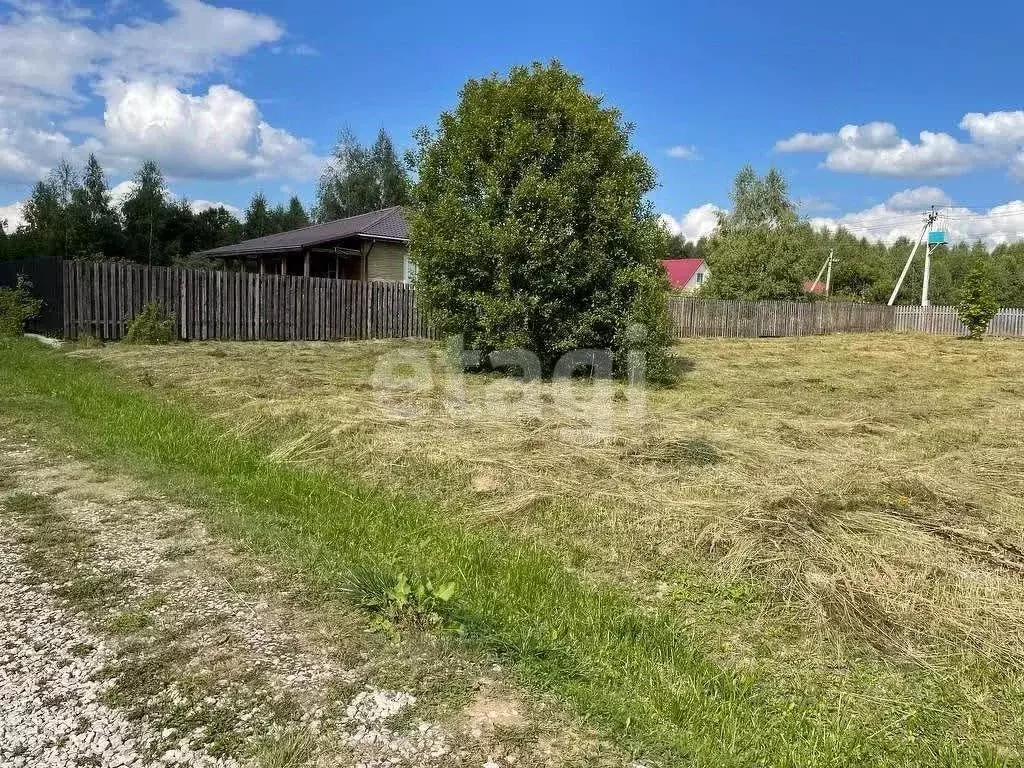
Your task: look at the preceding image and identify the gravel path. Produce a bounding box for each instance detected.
[0,438,608,768]
[0,531,236,768]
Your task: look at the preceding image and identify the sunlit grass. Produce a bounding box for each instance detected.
[4,335,1024,765]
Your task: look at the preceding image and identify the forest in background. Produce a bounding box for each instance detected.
[670,167,1024,307]
[2,144,1023,308]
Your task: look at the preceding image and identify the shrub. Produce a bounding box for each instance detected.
[0,275,44,338]
[348,570,459,634]
[409,61,673,382]
[124,302,176,344]
[956,263,999,340]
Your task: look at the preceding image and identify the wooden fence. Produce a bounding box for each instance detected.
[62,261,434,341]
[667,297,895,338]
[59,261,1024,342]
[894,305,1024,338]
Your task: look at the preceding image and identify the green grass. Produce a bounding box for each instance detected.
[0,336,1013,767]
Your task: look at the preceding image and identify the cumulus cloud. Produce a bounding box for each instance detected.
[773,116,1024,177]
[810,188,1024,247]
[0,125,73,182]
[0,0,281,110]
[885,186,952,210]
[189,199,242,217]
[774,132,838,153]
[659,203,722,242]
[659,188,1024,248]
[93,80,322,180]
[103,0,282,85]
[667,145,698,160]
[0,200,26,231]
[0,0,318,184]
[960,111,1024,146]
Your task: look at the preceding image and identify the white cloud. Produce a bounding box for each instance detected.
[0,0,317,184]
[775,132,838,153]
[667,145,698,160]
[102,0,282,85]
[189,199,241,217]
[775,118,1007,177]
[659,189,1024,248]
[885,186,952,210]
[0,125,73,182]
[108,179,138,208]
[93,80,322,180]
[811,190,1024,247]
[0,0,281,111]
[659,203,722,242]
[0,200,26,231]
[960,111,1024,147]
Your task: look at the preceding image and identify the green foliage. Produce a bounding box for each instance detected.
[4,155,247,264]
[315,128,411,221]
[0,274,44,337]
[350,571,458,633]
[244,192,272,239]
[703,166,806,300]
[410,60,673,381]
[956,262,999,339]
[124,302,176,345]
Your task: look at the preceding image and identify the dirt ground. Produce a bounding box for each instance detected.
[0,436,621,768]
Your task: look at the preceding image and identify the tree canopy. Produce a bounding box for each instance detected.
[0,156,310,266]
[409,60,672,380]
[700,166,806,301]
[314,128,411,222]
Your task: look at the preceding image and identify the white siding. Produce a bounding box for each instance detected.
[685,265,710,291]
[364,242,409,282]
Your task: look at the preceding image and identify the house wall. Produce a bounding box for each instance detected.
[684,264,710,292]
[363,242,409,283]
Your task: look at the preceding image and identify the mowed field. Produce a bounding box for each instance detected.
[4,332,1024,766]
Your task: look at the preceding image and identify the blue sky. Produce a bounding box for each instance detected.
[3,0,1024,244]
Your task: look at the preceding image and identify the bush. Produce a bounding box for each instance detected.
[0,275,44,337]
[956,263,999,340]
[409,61,673,382]
[124,302,176,344]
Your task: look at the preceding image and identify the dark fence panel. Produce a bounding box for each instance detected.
[62,261,437,342]
[0,256,64,335]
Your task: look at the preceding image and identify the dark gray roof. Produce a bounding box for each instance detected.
[204,207,408,257]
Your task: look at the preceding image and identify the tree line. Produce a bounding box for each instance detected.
[669,166,1024,307]
[2,115,1021,309]
[0,127,412,266]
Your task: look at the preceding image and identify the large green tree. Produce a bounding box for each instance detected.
[703,166,807,300]
[72,154,123,257]
[244,192,272,239]
[121,161,170,264]
[409,60,672,380]
[315,128,411,221]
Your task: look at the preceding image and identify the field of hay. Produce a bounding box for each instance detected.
[83,332,1024,757]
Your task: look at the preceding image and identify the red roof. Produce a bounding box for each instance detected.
[662,258,706,289]
[803,279,826,295]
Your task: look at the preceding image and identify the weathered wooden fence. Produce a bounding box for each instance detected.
[667,297,895,338]
[58,261,1024,342]
[62,261,434,341]
[894,305,1024,337]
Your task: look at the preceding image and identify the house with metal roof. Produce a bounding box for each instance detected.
[203,206,413,283]
[662,258,710,292]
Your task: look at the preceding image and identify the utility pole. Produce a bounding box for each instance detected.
[888,209,940,307]
[921,207,944,307]
[825,249,834,297]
